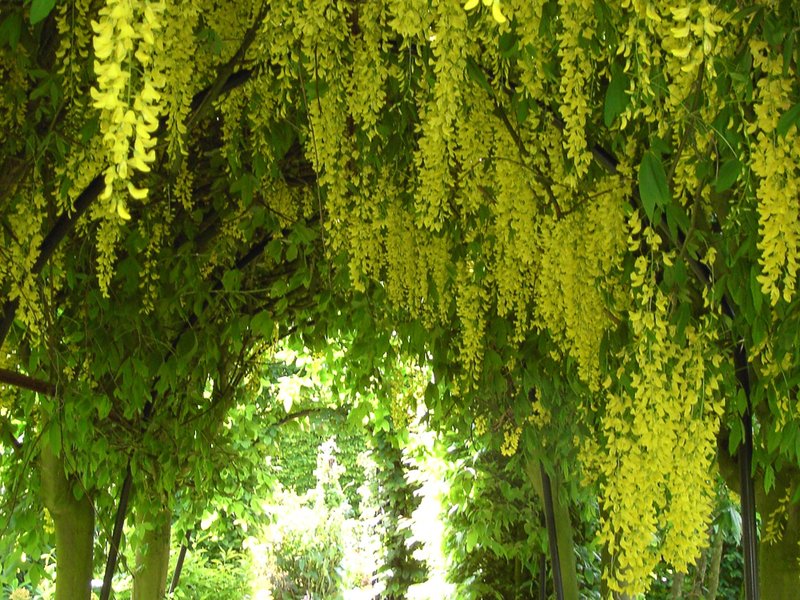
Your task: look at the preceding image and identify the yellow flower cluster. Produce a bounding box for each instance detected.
[297,0,350,254]
[748,40,800,305]
[500,423,522,456]
[489,127,540,341]
[414,1,469,231]
[157,0,199,160]
[463,0,507,24]
[173,161,195,213]
[384,357,429,429]
[597,227,725,594]
[0,350,21,410]
[763,488,792,544]
[455,261,490,388]
[95,216,122,295]
[90,0,165,221]
[614,0,728,135]
[666,2,723,70]
[2,188,47,338]
[306,81,348,251]
[614,0,661,127]
[556,0,594,184]
[384,202,428,315]
[346,1,389,138]
[474,414,488,436]
[511,0,545,102]
[418,234,453,326]
[9,587,31,600]
[391,390,413,429]
[0,53,26,149]
[139,207,171,314]
[55,0,92,100]
[527,396,551,429]
[386,0,431,38]
[535,183,628,389]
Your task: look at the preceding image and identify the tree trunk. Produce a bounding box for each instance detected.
[705,527,723,600]
[133,508,172,600]
[757,495,800,600]
[671,571,685,599]
[40,444,94,600]
[719,423,800,598]
[689,538,709,598]
[525,459,580,600]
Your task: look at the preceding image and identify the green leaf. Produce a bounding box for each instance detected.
[752,316,766,347]
[466,528,479,552]
[512,92,530,124]
[234,173,256,207]
[776,102,800,137]
[465,57,493,95]
[665,203,690,241]
[767,428,781,454]
[782,31,795,76]
[792,482,800,504]
[498,32,518,59]
[30,0,56,24]
[222,269,241,292]
[673,302,692,345]
[0,12,22,48]
[176,330,197,360]
[292,222,318,245]
[764,464,775,493]
[796,432,800,467]
[750,267,763,314]
[266,238,282,262]
[96,396,112,419]
[272,279,288,297]
[250,310,274,337]
[305,77,329,102]
[730,5,761,22]
[728,421,743,454]
[727,506,742,543]
[48,423,62,455]
[714,159,741,193]
[638,151,670,220]
[424,382,438,406]
[604,65,629,127]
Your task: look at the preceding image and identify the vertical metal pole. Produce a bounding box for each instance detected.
[734,344,759,600]
[99,465,133,600]
[539,547,547,600]
[541,463,565,600]
[168,531,192,595]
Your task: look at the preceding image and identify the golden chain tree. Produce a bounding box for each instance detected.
[1,0,799,597]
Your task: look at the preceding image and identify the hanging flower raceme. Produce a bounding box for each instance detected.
[90,0,165,221]
[463,0,507,24]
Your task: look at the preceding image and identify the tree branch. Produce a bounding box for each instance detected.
[185,3,269,133]
[0,367,56,396]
